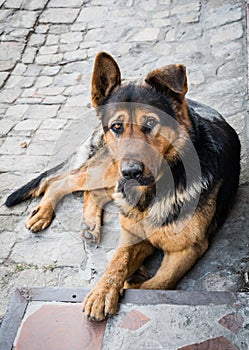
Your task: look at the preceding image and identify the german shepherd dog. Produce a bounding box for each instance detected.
[6,52,240,321]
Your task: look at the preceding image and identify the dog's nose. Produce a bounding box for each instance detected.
[121,160,144,180]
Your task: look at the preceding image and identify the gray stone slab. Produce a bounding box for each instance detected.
[25,104,59,119]
[0,120,15,136]
[0,42,25,69]
[39,8,80,24]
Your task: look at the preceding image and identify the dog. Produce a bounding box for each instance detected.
[6,52,240,321]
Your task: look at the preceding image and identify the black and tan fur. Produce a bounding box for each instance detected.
[6,52,240,321]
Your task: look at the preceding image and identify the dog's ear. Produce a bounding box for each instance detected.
[145,64,188,99]
[91,52,121,107]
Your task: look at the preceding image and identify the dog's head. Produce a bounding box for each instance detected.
[91,52,190,211]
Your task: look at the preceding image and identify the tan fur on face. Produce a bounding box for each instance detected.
[104,104,190,183]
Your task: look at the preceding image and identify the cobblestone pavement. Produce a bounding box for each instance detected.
[0,0,248,326]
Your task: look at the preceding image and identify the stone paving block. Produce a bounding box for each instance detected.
[152,9,170,19]
[0,61,16,72]
[77,6,108,23]
[48,24,70,35]
[39,45,58,55]
[0,155,48,172]
[23,0,48,10]
[129,28,160,42]
[171,2,201,15]
[10,237,61,266]
[217,60,244,79]
[177,24,204,41]
[50,232,86,266]
[4,0,24,8]
[63,84,87,96]
[39,8,80,24]
[12,64,27,76]
[24,65,42,77]
[0,11,11,27]
[35,24,49,34]
[60,32,83,44]
[0,72,8,88]
[41,95,66,104]
[178,11,200,24]
[187,69,205,86]
[32,129,63,142]
[209,22,244,45]
[59,43,80,54]
[35,53,63,65]
[83,28,104,42]
[17,98,43,106]
[36,86,65,96]
[41,66,61,76]
[0,214,22,231]
[205,4,242,28]
[0,232,17,264]
[6,104,28,120]
[28,33,46,47]
[54,72,82,87]
[58,106,87,120]
[63,49,87,62]
[8,10,38,29]
[5,75,35,89]
[21,47,37,64]
[13,119,41,132]
[4,28,30,42]
[71,22,87,32]
[0,89,22,104]
[45,33,60,45]
[64,95,85,107]
[0,120,15,136]
[48,0,85,7]
[27,141,56,156]
[151,18,171,27]
[0,42,25,70]
[61,61,89,74]
[210,41,242,60]
[25,104,59,119]
[40,119,67,130]
[18,86,36,101]
[0,136,29,155]
[34,76,53,88]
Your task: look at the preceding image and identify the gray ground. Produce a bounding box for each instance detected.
[0,0,248,326]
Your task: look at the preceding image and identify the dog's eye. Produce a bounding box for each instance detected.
[143,118,159,132]
[111,122,123,134]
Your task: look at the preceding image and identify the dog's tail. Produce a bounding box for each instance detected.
[5,161,67,207]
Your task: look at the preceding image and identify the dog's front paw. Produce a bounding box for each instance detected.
[81,223,101,244]
[83,284,120,321]
[26,205,54,232]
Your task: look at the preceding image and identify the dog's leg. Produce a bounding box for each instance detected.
[26,151,117,233]
[139,184,220,290]
[26,169,88,232]
[83,234,154,321]
[82,188,114,243]
[139,239,208,290]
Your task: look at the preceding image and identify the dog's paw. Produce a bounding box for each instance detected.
[83,285,119,321]
[124,266,152,289]
[81,223,101,243]
[26,205,54,232]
